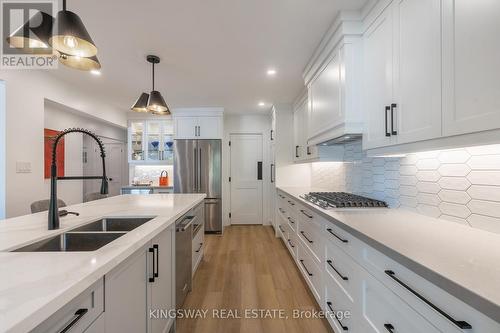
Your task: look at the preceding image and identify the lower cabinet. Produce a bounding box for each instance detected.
[104,226,175,333]
[276,190,500,333]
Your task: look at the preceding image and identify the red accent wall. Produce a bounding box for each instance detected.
[44,129,65,179]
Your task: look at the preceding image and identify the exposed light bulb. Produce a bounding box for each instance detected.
[63,36,78,49]
[90,70,101,76]
[258,102,265,107]
[267,69,277,76]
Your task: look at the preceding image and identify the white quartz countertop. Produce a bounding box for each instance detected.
[278,187,500,323]
[0,194,205,333]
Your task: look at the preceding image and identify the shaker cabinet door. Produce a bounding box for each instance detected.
[362,6,395,150]
[442,0,500,136]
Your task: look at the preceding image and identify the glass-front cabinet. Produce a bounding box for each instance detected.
[128,120,174,164]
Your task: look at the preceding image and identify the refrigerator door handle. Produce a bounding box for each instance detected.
[198,148,202,193]
[193,147,198,191]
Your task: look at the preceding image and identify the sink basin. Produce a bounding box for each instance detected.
[72,217,154,232]
[13,232,126,252]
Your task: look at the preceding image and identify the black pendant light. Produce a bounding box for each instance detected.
[6,11,54,53]
[49,0,97,57]
[131,93,150,113]
[131,55,170,115]
[58,52,101,71]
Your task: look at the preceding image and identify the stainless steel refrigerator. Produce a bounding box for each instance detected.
[173,139,222,233]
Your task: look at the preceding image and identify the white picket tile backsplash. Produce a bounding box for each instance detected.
[310,142,500,234]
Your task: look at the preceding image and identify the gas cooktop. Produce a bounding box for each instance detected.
[300,192,388,209]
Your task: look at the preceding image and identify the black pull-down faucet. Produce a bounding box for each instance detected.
[48,128,108,230]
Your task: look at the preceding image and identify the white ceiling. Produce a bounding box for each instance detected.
[49,0,368,114]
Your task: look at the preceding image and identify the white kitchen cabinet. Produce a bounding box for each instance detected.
[363,0,442,150]
[105,227,175,333]
[293,94,319,162]
[31,279,104,333]
[174,116,222,139]
[83,314,105,333]
[442,0,500,137]
[128,120,174,164]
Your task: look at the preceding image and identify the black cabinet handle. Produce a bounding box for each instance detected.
[257,161,263,180]
[307,146,312,155]
[279,208,285,214]
[385,106,391,137]
[391,103,398,135]
[300,231,313,244]
[327,259,348,281]
[299,259,313,276]
[287,239,295,248]
[287,200,295,206]
[270,129,274,141]
[59,308,88,333]
[295,145,299,158]
[149,247,155,282]
[270,164,275,183]
[326,302,348,331]
[195,242,203,253]
[384,324,395,333]
[384,270,472,330]
[300,209,313,219]
[287,217,295,224]
[153,244,159,278]
[326,228,348,243]
[279,225,285,233]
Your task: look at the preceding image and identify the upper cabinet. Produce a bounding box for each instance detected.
[363,0,442,150]
[306,37,364,146]
[442,0,500,136]
[128,120,174,164]
[293,93,318,162]
[173,108,224,139]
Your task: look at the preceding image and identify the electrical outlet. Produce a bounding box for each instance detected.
[16,161,31,173]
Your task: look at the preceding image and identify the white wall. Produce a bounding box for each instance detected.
[0,81,5,219]
[0,70,127,217]
[223,114,272,226]
[44,100,127,206]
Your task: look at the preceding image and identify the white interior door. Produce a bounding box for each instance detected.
[230,134,263,225]
[105,143,124,197]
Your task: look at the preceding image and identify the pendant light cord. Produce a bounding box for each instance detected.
[152,62,155,91]
[63,0,66,11]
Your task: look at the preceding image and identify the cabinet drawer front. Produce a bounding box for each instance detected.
[298,216,324,264]
[286,210,298,232]
[323,220,363,259]
[297,242,323,303]
[325,278,354,333]
[285,226,298,259]
[362,271,441,333]
[33,279,104,333]
[325,243,358,303]
[363,245,500,332]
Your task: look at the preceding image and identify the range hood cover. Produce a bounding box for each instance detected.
[319,134,362,146]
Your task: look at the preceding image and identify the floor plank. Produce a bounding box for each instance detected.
[177,225,333,333]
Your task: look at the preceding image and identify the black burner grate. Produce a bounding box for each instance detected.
[307,192,388,208]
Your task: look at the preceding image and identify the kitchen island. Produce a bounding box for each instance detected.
[0,193,205,333]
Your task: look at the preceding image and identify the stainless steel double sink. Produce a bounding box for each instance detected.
[13,217,154,252]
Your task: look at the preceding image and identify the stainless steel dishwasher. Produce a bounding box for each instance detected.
[175,213,194,308]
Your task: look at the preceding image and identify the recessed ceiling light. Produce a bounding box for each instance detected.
[90,69,101,76]
[266,69,277,76]
[258,102,265,107]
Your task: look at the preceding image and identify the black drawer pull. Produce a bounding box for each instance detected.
[287,239,295,248]
[300,231,313,243]
[327,259,348,281]
[287,217,295,224]
[384,324,395,333]
[299,259,313,276]
[287,200,295,206]
[384,270,472,330]
[326,302,348,331]
[300,210,313,219]
[279,225,285,233]
[59,308,88,333]
[279,208,285,214]
[195,242,203,253]
[149,247,155,282]
[326,228,348,243]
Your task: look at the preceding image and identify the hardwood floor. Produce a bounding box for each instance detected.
[177,225,333,333]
